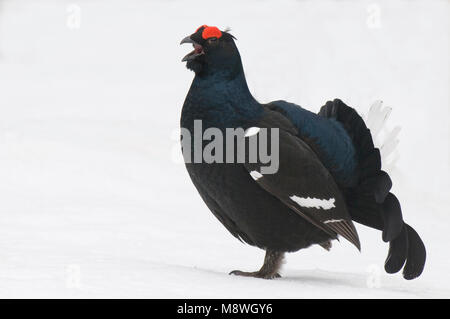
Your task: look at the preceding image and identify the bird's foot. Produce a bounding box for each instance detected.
[229,250,285,280]
[229,270,281,279]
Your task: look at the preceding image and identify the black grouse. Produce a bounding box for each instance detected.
[179,25,426,280]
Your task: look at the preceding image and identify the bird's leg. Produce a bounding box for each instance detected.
[229,249,284,279]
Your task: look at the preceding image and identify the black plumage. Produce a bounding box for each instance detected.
[180,25,426,280]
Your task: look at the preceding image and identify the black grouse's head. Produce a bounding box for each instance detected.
[180,25,239,77]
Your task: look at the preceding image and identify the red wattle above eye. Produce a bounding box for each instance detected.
[202,26,222,40]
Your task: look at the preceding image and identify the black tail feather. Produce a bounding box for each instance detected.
[359,149,381,179]
[385,224,408,274]
[381,193,403,242]
[403,224,426,280]
[319,99,426,279]
[359,170,392,204]
[373,171,392,203]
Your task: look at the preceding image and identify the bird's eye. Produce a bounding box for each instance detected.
[207,37,218,44]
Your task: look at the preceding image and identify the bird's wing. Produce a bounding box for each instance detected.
[243,110,360,250]
[267,100,359,188]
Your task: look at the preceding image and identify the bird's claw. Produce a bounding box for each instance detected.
[229,270,281,279]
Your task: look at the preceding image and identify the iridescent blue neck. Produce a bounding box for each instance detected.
[183,67,262,129]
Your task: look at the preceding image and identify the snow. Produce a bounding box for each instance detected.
[0,0,449,298]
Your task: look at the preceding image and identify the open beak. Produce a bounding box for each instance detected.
[180,36,204,62]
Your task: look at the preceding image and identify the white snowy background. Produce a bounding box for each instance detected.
[0,0,448,298]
